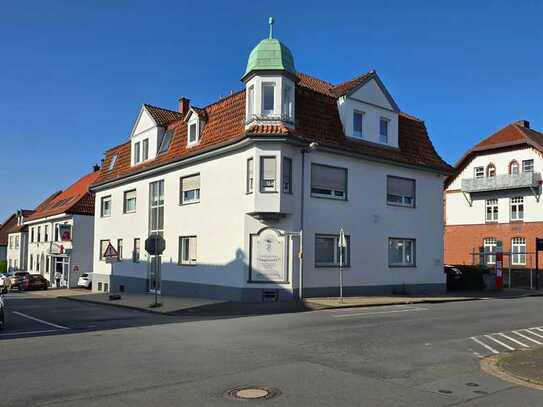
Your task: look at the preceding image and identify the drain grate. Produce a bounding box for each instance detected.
[225,386,280,401]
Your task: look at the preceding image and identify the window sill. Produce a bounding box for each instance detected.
[123,211,136,215]
[311,194,347,201]
[315,265,351,269]
[485,221,498,224]
[387,202,416,209]
[388,264,417,268]
[510,219,524,223]
[259,190,278,194]
[179,200,200,206]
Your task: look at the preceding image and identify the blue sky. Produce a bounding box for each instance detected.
[1,0,542,220]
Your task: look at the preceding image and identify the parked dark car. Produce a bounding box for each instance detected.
[6,271,30,291]
[20,275,50,291]
[0,294,5,330]
[445,264,486,291]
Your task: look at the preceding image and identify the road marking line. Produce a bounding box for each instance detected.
[513,330,543,345]
[332,307,428,318]
[533,327,543,333]
[497,333,530,348]
[0,329,60,337]
[470,337,499,354]
[11,311,69,330]
[473,352,484,358]
[524,329,543,339]
[484,335,516,351]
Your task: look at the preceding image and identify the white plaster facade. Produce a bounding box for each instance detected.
[6,231,27,272]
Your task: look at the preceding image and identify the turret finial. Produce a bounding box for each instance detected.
[268,17,274,39]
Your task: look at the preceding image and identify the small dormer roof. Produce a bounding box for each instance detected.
[184,106,208,122]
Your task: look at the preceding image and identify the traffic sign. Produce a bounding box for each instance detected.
[103,242,119,261]
[145,234,166,256]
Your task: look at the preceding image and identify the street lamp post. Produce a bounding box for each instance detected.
[299,142,318,300]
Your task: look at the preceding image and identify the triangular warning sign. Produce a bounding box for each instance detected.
[103,242,119,258]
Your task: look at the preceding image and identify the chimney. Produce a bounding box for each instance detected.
[178,97,190,116]
[516,120,530,129]
[93,164,100,172]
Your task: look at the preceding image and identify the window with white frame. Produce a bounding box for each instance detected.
[44,225,48,242]
[37,226,41,242]
[311,164,347,200]
[486,199,498,222]
[247,85,254,118]
[511,237,526,265]
[474,166,484,178]
[388,238,416,267]
[117,239,123,260]
[179,236,197,265]
[509,160,519,175]
[282,157,292,193]
[387,176,415,207]
[315,234,350,267]
[486,164,496,177]
[246,158,254,193]
[353,111,363,138]
[180,174,200,204]
[133,238,140,263]
[149,180,164,236]
[188,123,198,145]
[134,141,141,164]
[262,83,275,116]
[483,237,497,265]
[159,130,172,153]
[30,228,34,243]
[522,159,534,173]
[9,236,12,249]
[123,190,136,214]
[260,157,277,192]
[380,118,389,143]
[101,196,112,217]
[142,138,149,161]
[510,197,524,221]
[99,240,110,261]
[15,235,19,248]
[283,85,293,120]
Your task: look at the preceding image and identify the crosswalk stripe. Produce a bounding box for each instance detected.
[513,330,543,345]
[484,335,515,351]
[471,337,499,354]
[533,327,543,333]
[524,329,543,339]
[497,333,530,348]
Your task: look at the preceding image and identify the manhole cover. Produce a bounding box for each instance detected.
[225,386,280,401]
[465,382,480,387]
[438,389,453,394]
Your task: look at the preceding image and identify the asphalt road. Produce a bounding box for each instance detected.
[1,292,543,406]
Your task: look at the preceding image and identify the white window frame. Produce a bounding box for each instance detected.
[247,157,254,194]
[353,110,364,139]
[262,82,275,116]
[510,161,519,175]
[159,130,172,153]
[485,198,498,222]
[388,238,416,267]
[314,234,350,267]
[180,174,201,205]
[133,238,141,263]
[247,85,255,118]
[474,166,484,178]
[260,156,277,192]
[511,237,526,265]
[149,180,164,236]
[101,196,112,218]
[188,122,198,146]
[99,239,110,261]
[123,190,137,214]
[134,141,141,165]
[117,238,123,260]
[483,237,497,265]
[179,236,197,265]
[387,176,416,207]
[510,196,524,221]
[522,159,534,173]
[310,163,347,200]
[486,164,496,177]
[283,84,293,120]
[379,117,389,144]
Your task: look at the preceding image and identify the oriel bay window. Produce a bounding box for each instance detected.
[180,174,201,204]
[311,164,347,200]
[315,234,350,267]
[510,197,524,221]
[486,199,498,222]
[388,238,416,267]
[262,83,275,116]
[123,190,137,213]
[387,176,415,207]
[179,236,197,265]
[260,157,277,192]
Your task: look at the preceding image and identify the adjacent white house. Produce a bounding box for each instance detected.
[91,22,452,301]
[5,210,34,272]
[22,170,99,287]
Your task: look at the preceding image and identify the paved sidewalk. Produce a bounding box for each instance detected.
[303,288,543,310]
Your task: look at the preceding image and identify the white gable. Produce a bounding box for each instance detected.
[130,108,156,139]
[349,78,395,111]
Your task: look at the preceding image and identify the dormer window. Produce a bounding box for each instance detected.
[353,111,364,138]
[189,123,198,145]
[262,83,275,116]
[142,139,149,161]
[108,154,118,171]
[158,130,172,154]
[134,142,141,164]
[380,118,389,144]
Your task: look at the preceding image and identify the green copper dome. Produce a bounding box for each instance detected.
[242,18,296,79]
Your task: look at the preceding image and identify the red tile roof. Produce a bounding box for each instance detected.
[93,72,452,187]
[0,210,33,245]
[26,171,100,221]
[144,104,185,126]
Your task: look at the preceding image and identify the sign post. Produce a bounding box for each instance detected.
[495,240,503,290]
[145,235,166,308]
[535,238,543,290]
[338,228,347,303]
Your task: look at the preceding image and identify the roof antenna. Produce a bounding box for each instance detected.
[268,16,274,39]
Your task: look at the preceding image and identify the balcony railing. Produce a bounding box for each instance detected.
[461,172,541,193]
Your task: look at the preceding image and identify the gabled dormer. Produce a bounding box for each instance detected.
[184,106,207,147]
[335,71,400,148]
[242,18,297,130]
[129,104,184,166]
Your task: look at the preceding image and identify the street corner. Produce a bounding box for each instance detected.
[480,347,543,391]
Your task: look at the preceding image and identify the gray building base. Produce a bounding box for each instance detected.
[93,273,446,303]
